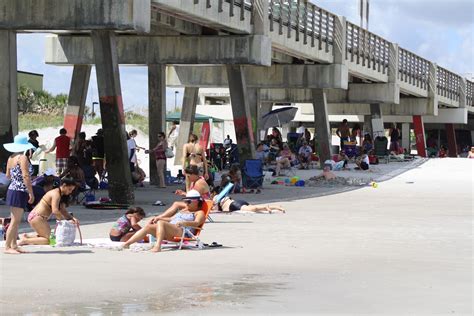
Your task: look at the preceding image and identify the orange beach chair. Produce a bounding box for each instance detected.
[170,200,212,250]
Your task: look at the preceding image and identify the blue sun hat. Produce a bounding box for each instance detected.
[3,134,36,153]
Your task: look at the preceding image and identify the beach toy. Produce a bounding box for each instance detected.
[284,178,290,184]
[369,181,378,188]
[214,182,234,203]
[295,180,305,187]
[271,180,278,185]
[290,177,297,184]
[277,180,284,185]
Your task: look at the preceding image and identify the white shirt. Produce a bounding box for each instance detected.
[298,145,312,157]
[169,125,179,139]
[362,155,370,165]
[296,126,305,134]
[127,139,137,163]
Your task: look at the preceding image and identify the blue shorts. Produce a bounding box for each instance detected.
[6,189,29,209]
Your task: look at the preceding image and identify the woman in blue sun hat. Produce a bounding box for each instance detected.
[3,134,36,254]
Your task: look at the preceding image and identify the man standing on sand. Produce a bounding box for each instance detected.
[336,119,350,150]
[46,128,71,175]
[167,121,179,150]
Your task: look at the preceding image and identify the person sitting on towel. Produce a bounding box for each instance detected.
[109,207,146,242]
[216,197,285,213]
[123,190,206,253]
[19,178,79,246]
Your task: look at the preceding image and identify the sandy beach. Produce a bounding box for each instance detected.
[0,158,472,315]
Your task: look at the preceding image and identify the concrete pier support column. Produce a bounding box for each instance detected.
[0,31,17,165]
[258,102,273,142]
[91,30,134,204]
[148,64,166,184]
[445,123,458,157]
[412,115,426,157]
[363,115,372,139]
[369,103,385,138]
[401,123,410,152]
[248,88,260,146]
[312,89,332,166]
[64,65,91,140]
[174,87,199,166]
[226,65,256,162]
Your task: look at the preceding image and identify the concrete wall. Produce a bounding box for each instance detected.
[0,0,150,32]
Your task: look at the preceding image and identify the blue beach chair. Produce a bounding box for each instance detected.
[242,159,264,189]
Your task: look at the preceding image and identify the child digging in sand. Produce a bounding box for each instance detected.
[109,207,146,242]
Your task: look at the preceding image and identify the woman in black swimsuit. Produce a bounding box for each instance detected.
[217,196,285,213]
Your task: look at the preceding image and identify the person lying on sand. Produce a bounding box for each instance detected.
[123,190,206,253]
[216,196,285,213]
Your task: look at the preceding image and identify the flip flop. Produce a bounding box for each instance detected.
[208,242,222,248]
[255,189,262,194]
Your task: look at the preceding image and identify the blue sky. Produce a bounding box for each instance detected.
[17,0,473,111]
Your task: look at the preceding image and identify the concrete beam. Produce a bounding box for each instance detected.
[168,64,348,89]
[0,0,150,32]
[152,0,252,34]
[348,83,399,104]
[258,83,399,104]
[150,10,202,35]
[299,99,439,117]
[46,35,271,66]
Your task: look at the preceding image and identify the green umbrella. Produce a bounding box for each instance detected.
[166,112,223,123]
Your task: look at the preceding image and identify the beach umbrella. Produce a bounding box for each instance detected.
[261,107,298,130]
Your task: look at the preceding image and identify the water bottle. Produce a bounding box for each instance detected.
[0,224,4,241]
[147,234,157,244]
[49,230,56,246]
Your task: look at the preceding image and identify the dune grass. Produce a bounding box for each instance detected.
[19,112,149,134]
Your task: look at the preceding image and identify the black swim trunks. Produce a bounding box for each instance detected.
[229,200,249,212]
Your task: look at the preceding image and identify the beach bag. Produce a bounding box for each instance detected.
[55,220,82,246]
[165,147,174,158]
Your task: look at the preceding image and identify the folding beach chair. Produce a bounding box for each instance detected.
[374,136,390,163]
[77,165,98,203]
[242,159,264,189]
[169,200,213,250]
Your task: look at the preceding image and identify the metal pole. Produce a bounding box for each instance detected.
[174,90,178,112]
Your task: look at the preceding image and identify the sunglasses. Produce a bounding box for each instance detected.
[183,199,194,204]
